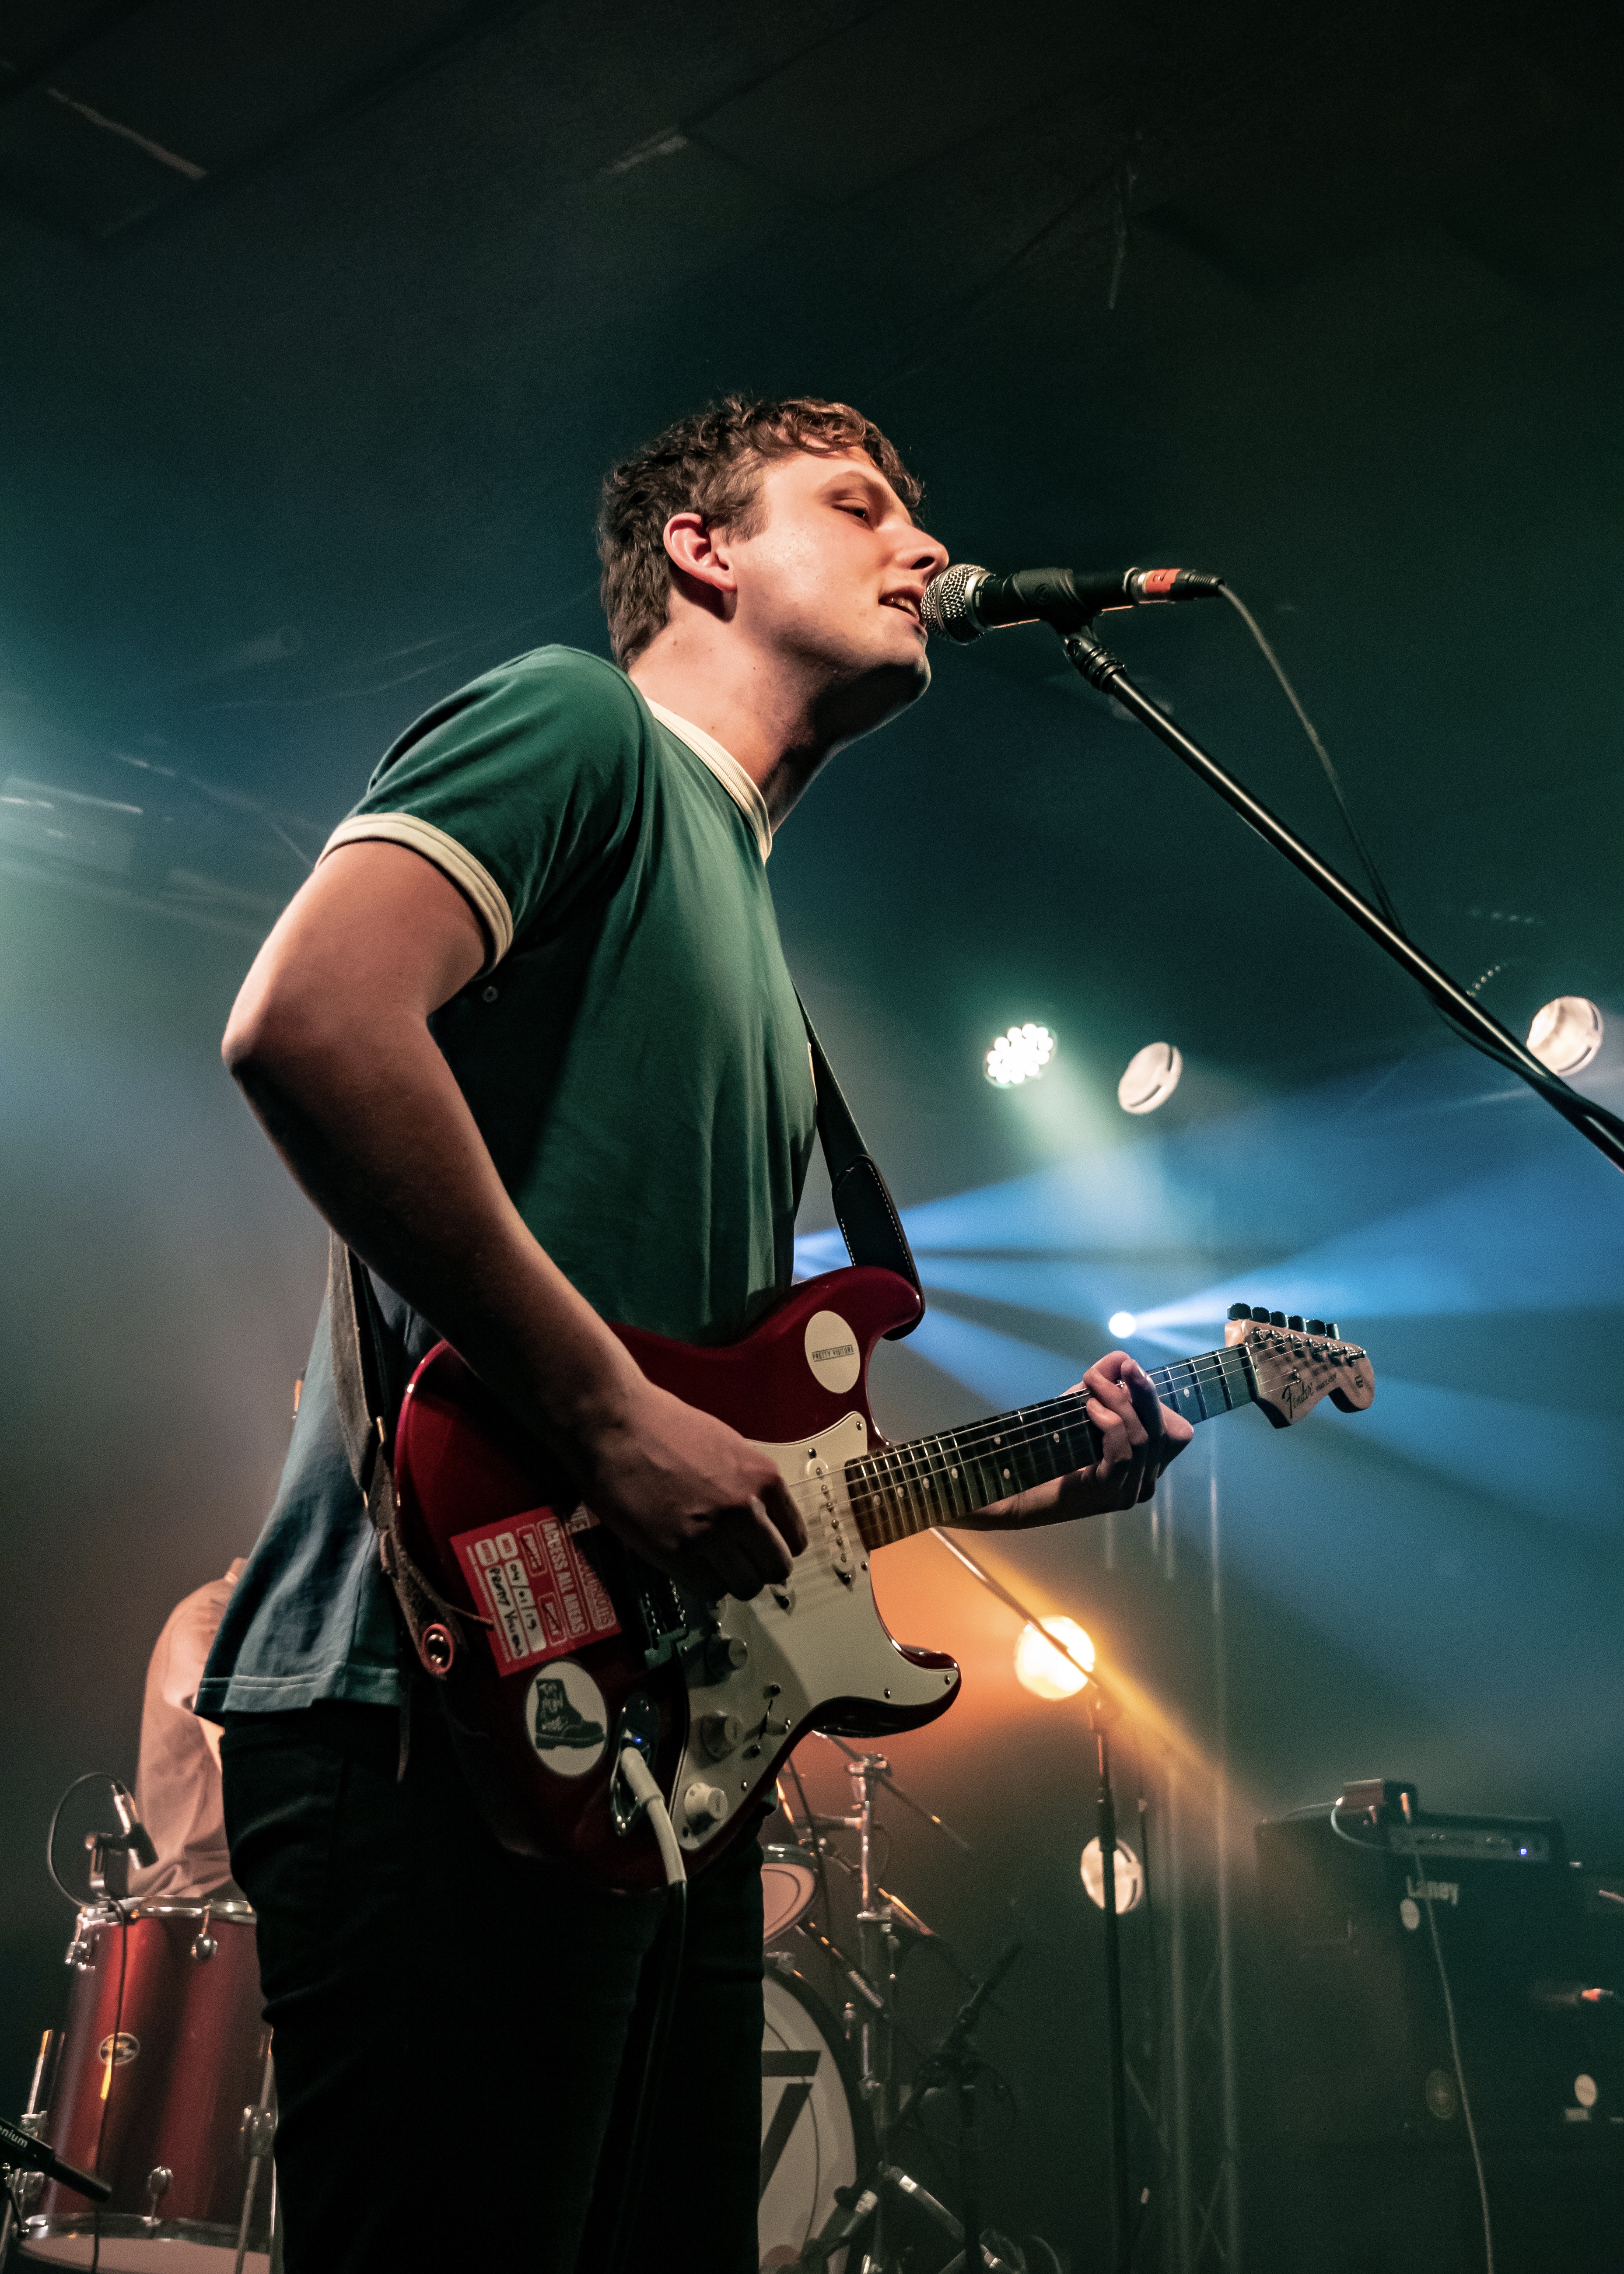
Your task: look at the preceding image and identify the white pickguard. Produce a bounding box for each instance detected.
[667,1413,959,1852]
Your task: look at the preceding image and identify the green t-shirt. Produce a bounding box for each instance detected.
[198,645,816,1714]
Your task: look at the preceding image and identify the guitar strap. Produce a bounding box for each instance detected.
[797,995,922,1338]
[326,1234,490,1687]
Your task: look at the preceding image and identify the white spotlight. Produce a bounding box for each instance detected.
[1107,1310,1138,1338]
[1081,1836,1145,1914]
[1014,1615,1094,1700]
[1117,1041,1183,1114]
[1527,996,1603,1077]
[985,1022,1057,1088]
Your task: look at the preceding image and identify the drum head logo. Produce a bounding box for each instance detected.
[97,2032,139,2067]
[804,1310,860,1394]
[525,1661,608,1777]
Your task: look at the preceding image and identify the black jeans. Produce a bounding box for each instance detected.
[221,1693,764,2273]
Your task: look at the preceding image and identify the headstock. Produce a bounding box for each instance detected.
[1224,1301,1375,1429]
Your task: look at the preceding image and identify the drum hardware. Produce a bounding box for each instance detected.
[191,1906,218,1964]
[794,1943,1029,2274]
[141,2168,171,2224]
[771,1738,1029,2273]
[232,2040,276,2274]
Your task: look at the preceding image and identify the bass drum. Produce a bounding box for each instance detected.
[759,1962,871,2274]
[19,1900,274,2273]
[760,1844,819,1947]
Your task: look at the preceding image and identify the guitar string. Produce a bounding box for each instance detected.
[777,1352,1247,1523]
[837,1346,1311,1496]
[785,1342,1358,1534]
[779,1339,1356,1503]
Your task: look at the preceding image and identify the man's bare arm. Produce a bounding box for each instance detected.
[224,841,805,1599]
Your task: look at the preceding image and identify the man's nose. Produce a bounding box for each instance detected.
[906,526,950,578]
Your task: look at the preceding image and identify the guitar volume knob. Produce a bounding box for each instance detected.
[700,1711,744,1760]
[683,1780,731,1831]
[704,1634,749,1682]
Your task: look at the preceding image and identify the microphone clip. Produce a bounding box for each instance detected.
[84,1780,158,1898]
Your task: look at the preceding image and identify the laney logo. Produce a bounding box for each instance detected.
[1405,1875,1461,1906]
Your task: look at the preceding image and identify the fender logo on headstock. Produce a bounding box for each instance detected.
[1223,1301,1376,1430]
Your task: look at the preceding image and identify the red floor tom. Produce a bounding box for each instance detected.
[18,1899,273,2272]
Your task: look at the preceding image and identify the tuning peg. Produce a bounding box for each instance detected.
[1306,1318,1326,1336]
[1227,1302,1253,1321]
[1251,1305,1271,1323]
[1286,1314,1304,1332]
[1326,1321,1340,1340]
[1268,1310,1287,1328]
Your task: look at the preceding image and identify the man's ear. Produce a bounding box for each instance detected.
[663,511,738,600]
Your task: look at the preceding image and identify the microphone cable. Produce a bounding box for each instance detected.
[1399,1791,1494,2274]
[1218,585,1568,1104]
[1218,586,1407,941]
[1326,1796,1494,2274]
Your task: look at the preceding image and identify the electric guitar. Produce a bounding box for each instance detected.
[390,1267,1374,1892]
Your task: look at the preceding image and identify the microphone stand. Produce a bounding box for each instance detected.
[1085,1682,1133,2274]
[1059,623,1624,1177]
[930,1534,1140,2274]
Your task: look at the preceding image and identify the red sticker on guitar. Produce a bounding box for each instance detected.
[451,1508,621,1673]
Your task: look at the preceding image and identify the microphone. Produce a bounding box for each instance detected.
[109,1780,157,1870]
[0,2114,113,2203]
[920,561,1224,644]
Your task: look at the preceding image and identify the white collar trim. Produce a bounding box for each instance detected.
[645,699,773,862]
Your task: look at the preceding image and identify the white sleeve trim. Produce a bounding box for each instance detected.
[319,814,514,967]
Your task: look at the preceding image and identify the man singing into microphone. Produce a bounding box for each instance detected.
[200,394,1193,2272]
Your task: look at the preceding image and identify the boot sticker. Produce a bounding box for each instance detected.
[525,1661,609,1777]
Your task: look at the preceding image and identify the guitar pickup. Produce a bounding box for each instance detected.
[635,1573,715,1670]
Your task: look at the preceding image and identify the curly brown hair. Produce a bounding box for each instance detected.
[596,394,924,668]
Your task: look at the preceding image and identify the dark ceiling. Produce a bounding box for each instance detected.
[4,0,1624,1204]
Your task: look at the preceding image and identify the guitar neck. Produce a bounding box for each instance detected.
[847,1343,1256,1552]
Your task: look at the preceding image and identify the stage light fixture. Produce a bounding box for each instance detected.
[1107,1310,1137,1338]
[1081,1836,1144,1914]
[1014,1615,1095,1700]
[1117,1041,1183,1114]
[1526,996,1603,1077]
[985,1022,1056,1088]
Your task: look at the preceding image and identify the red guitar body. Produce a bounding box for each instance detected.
[391,1266,960,1894]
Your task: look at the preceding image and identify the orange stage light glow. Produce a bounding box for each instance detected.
[1013,1615,1095,1700]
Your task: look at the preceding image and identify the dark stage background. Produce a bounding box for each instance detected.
[3,4,1624,2267]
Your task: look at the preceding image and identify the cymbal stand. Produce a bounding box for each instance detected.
[786,1743,994,2274]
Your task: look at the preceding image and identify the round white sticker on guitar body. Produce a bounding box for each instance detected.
[525,1661,608,1777]
[804,1310,860,1394]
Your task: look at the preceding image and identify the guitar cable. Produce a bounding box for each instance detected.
[603,1745,687,2274]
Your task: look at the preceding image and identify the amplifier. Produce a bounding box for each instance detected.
[1253,1781,1624,2150]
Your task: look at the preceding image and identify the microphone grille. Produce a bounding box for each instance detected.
[920,564,989,644]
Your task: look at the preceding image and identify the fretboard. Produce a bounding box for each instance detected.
[846,1344,1256,1552]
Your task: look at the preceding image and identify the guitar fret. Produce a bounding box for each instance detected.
[843,1336,1263,1552]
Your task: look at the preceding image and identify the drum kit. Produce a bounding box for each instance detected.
[756,1734,1059,2274]
[4,1755,1057,2274]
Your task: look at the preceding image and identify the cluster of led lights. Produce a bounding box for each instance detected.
[984,1021,1057,1088]
[984,997,1606,1102]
